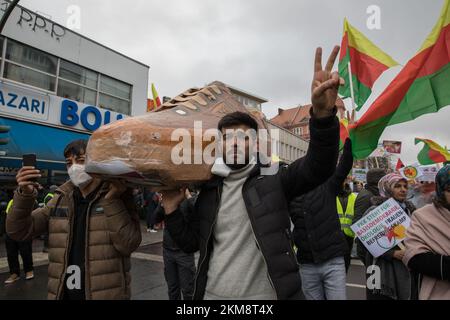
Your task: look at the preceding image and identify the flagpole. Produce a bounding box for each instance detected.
[347,62,356,111]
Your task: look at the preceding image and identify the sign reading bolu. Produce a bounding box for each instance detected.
[351,198,411,258]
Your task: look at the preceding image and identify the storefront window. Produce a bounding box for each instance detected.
[57,79,97,105]
[5,39,57,75]
[100,75,131,100]
[59,59,98,89]
[0,37,132,114]
[4,62,56,91]
[98,93,130,115]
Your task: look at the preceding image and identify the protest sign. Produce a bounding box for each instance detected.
[417,165,439,182]
[383,140,402,154]
[351,198,411,258]
[352,168,368,182]
[399,165,422,180]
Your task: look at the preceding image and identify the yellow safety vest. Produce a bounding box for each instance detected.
[6,199,13,214]
[337,193,357,238]
[44,192,54,205]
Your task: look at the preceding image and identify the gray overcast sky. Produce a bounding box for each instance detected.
[20,0,450,164]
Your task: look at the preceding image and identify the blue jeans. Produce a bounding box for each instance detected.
[299,256,347,300]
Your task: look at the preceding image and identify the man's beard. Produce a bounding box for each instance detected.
[226,162,248,170]
[224,150,249,170]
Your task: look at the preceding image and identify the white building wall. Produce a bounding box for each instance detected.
[265,121,309,164]
[1,4,149,116]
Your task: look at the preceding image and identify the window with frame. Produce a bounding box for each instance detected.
[57,60,98,105]
[57,79,97,105]
[1,38,133,115]
[59,59,98,89]
[99,74,131,115]
[3,38,57,91]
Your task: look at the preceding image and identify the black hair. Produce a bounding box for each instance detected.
[63,139,88,158]
[218,111,258,132]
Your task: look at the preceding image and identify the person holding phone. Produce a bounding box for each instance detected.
[6,140,142,300]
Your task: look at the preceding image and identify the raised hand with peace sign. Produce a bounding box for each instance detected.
[311,46,345,118]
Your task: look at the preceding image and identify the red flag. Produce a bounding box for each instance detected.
[152,83,162,107]
[147,99,155,112]
[395,159,405,171]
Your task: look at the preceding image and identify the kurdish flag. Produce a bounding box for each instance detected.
[151,83,162,107]
[415,138,450,165]
[338,18,399,110]
[339,118,349,150]
[350,0,450,159]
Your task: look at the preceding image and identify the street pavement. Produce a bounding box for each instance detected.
[0,222,367,300]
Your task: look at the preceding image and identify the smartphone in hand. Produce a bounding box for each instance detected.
[22,154,37,182]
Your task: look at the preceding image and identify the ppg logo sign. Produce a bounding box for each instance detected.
[60,100,124,132]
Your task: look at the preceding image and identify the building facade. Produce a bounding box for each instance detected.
[0,4,149,186]
[226,83,268,112]
[224,83,309,164]
[265,120,309,164]
[271,98,346,142]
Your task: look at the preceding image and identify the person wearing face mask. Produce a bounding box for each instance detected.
[6,139,142,300]
[402,165,450,300]
[357,173,418,300]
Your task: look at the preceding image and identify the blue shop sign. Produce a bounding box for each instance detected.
[60,99,124,132]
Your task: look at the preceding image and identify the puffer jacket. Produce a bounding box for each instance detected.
[6,181,142,300]
[289,139,353,264]
[166,111,340,300]
[155,196,197,251]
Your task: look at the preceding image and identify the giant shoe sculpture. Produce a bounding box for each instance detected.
[85,81,270,190]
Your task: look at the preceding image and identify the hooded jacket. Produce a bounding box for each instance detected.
[165,111,340,300]
[6,181,142,300]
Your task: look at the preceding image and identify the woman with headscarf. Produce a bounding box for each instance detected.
[403,165,450,300]
[357,173,417,300]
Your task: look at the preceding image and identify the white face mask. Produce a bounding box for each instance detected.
[68,164,93,188]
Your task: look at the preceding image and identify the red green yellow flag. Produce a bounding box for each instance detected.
[339,118,349,150]
[147,99,155,112]
[338,18,398,110]
[415,138,450,165]
[151,83,161,107]
[350,0,450,159]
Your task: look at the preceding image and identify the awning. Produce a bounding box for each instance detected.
[0,117,90,171]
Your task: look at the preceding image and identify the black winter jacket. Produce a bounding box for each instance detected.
[155,196,196,251]
[354,185,380,225]
[289,139,353,264]
[165,110,339,300]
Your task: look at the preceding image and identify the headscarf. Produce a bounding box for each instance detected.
[435,164,450,199]
[378,173,407,198]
